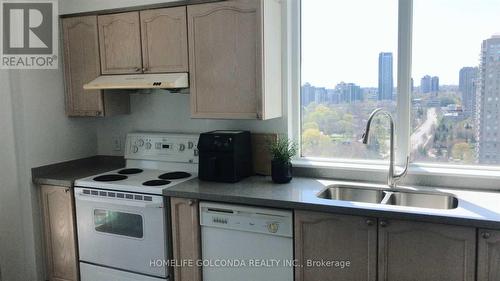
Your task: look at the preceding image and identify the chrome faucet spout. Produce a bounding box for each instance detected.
[362,108,385,144]
[362,108,409,188]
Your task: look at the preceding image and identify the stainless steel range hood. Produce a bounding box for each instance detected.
[83,73,189,90]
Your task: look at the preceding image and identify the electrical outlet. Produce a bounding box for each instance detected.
[112,136,121,151]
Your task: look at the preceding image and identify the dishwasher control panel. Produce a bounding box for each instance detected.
[200,202,293,237]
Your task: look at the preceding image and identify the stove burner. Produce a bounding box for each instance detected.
[159,171,191,180]
[93,174,128,182]
[118,168,143,175]
[143,180,171,186]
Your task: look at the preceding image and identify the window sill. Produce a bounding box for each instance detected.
[410,164,500,179]
[292,158,500,191]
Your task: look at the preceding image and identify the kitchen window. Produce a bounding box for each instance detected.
[301,0,398,161]
[295,0,500,177]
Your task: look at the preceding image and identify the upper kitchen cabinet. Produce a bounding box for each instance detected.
[62,16,130,117]
[187,0,282,120]
[140,7,189,73]
[98,12,143,74]
[98,8,189,75]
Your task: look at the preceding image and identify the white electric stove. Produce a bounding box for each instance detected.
[74,132,199,281]
[76,168,197,194]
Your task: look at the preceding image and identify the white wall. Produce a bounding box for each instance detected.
[8,65,98,280]
[0,2,99,279]
[0,71,26,281]
[96,92,287,154]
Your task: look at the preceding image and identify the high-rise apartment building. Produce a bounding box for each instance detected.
[420,75,432,93]
[301,84,328,105]
[431,76,439,93]
[335,82,363,103]
[477,35,500,164]
[420,75,439,93]
[301,83,315,106]
[459,67,479,117]
[314,87,328,104]
[378,52,393,100]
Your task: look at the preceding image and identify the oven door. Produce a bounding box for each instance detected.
[75,187,167,278]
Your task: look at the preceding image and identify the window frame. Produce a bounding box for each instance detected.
[289,0,500,188]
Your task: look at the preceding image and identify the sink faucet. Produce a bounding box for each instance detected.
[362,108,409,188]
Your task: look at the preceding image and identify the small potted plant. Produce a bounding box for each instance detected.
[269,137,297,184]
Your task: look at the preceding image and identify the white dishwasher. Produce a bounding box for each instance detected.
[200,202,293,281]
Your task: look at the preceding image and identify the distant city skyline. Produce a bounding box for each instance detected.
[302,0,500,88]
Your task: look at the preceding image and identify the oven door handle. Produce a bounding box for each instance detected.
[75,192,163,208]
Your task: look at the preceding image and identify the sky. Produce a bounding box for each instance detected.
[301,0,500,88]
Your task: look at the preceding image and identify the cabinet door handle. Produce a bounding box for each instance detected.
[482,232,491,239]
[65,188,70,193]
[380,221,388,227]
[188,199,195,206]
[142,67,148,72]
[366,219,374,226]
[135,67,142,72]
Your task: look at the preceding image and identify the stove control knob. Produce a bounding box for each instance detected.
[132,145,139,153]
[179,143,186,151]
[267,222,279,233]
[145,143,152,150]
[137,139,144,147]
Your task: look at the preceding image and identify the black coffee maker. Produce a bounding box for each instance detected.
[197,130,252,183]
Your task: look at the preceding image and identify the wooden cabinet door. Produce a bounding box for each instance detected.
[170,197,201,281]
[62,16,103,117]
[140,7,188,73]
[294,211,377,281]
[478,229,500,280]
[98,12,142,74]
[187,0,262,119]
[378,219,476,281]
[40,185,78,281]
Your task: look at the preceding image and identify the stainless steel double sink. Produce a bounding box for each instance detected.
[317,184,458,210]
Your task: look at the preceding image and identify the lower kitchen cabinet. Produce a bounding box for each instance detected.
[294,211,477,281]
[294,210,377,281]
[378,219,476,281]
[40,185,79,281]
[170,197,202,281]
[478,229,500,280]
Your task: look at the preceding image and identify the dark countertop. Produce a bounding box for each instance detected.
[32,155,125,187]
[163,176,500,229]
